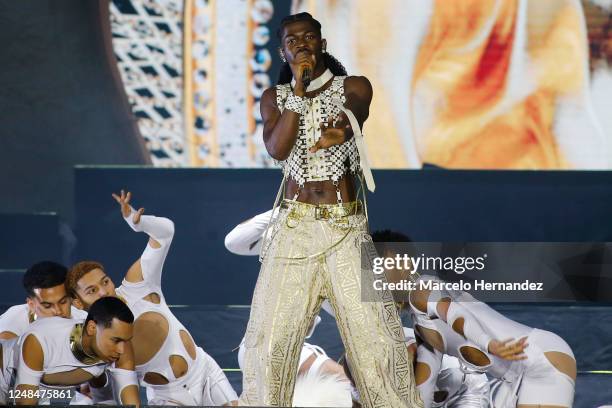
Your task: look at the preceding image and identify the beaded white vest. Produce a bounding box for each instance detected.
[275,76,361,187]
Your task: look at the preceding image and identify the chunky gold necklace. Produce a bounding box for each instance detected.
[69,324,102,365]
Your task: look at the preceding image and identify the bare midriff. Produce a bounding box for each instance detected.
[285,174,357,204]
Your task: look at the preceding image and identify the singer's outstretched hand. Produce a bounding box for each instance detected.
[310,114,352,153]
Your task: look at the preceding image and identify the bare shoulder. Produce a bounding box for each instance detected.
[0,331,18,340]
[344,76,373,99]
[260,86,280,121]
[409,288,432,314]
[22,334,44,370]
[261,86,278,107]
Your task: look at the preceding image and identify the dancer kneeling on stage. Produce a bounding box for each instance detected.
[66,190,238,406]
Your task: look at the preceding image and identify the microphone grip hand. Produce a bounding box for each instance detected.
[302,67,311,88]
[292,60,313,97]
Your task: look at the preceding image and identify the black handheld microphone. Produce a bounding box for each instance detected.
[302,67,312,88]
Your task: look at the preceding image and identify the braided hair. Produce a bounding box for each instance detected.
[276,12,347,85]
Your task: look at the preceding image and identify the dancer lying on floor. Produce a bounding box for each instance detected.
[372,230,576,407]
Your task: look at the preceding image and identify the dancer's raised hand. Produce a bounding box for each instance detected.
[112,190,145,224]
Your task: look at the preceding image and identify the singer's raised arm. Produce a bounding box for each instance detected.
[261,87,301,161]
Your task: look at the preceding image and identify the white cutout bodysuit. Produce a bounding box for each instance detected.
[0,304,88,404]
[118,210,237,406]
[404,327,489,407]
[410,275,575,407]
[11,317,132,404]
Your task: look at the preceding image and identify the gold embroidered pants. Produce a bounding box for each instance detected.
[239,200,422,407]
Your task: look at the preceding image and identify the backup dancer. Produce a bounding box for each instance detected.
[3,297,139,406]
[407,328,489,408]
[409,275,576,407]
[370,230,575,406]
[0,261,91,404]
[66,190,237,406]
[0,261,86,340]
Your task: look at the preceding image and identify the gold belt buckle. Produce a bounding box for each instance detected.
[314,206,327,220]
[314,203,356,221]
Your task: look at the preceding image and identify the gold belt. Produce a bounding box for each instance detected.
[280,199,362,220]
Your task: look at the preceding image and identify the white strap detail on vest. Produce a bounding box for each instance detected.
[332,98,375,192]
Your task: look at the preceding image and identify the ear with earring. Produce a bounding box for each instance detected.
[279,49,287,63]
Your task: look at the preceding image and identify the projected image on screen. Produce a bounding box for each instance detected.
[292,0,612,170]
[113,0,612,170]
